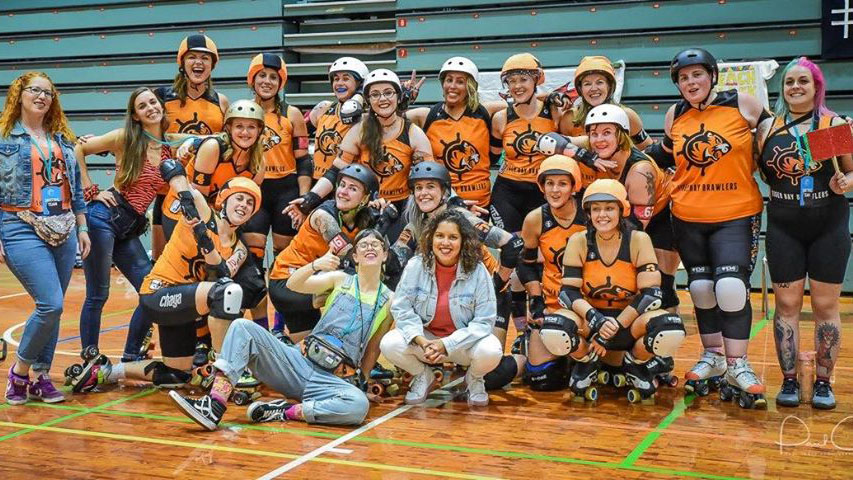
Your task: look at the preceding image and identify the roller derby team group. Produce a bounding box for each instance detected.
[2,34,852,429]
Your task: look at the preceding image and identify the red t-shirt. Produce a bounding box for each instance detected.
[427,262,457,337]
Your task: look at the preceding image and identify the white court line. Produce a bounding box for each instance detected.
[326,447,353,454]
[0,292,26,300]
[2,322,123,360]
[256,376,465,479]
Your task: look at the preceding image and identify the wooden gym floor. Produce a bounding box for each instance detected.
[0,266,852,479]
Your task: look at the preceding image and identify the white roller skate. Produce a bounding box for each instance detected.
[683,350,725,396]
[720,356,766,409]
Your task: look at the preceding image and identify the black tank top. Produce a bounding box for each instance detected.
[760,114,840,207]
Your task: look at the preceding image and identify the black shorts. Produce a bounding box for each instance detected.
[766,199,851,284]
[152,193,165,226]
[268,278,321,334]
[140,283,200,358]
[672,213,761,279]
[646,204,675,252]
[490,176,544,232]
[244,175,300,237]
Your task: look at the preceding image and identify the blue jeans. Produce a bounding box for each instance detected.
[80,201,152,356]
[0,212,77,372]
[213,319,369,425]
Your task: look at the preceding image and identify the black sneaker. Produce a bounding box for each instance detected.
[775,377,800,407]
[247,398,293,423]
[813,379,836,410]
[193,342,212,367]
[168,391,225,431]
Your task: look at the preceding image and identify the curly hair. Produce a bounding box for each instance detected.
[0,72,75,140]
[116,87,170,190]
[418,209,482,274]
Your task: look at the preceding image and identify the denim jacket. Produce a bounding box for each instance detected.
[0,122,86,214]
[391,255,496,355]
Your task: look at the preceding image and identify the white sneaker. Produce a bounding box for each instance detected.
[404,367,435,405]
[466,371,489,407]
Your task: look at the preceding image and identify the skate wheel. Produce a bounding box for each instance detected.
[667,375,679,388]
[433,369,444,383]
[585,386,598,402]
[597,371,610,385]
[232,391,250,406]
[719,384,733,402]
[613,374,627,388]
[401,372,413,384]
[81,345,100,362]
[627,389,642,404]
[65,364,83,381]
[738,394,755,409]
[368,383,385,397]
[386,384,400,396]
[696,381,710,397]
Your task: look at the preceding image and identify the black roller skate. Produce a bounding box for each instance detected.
[597,362,627,388]
[684,350,725,396]
[646,356,678,388]
[623,353,656,404]
[145,361,191,389]
[231,371,262,406]
[719,356,766,409]
[192,342,213,368]
[569,359,599,403]
[137,326,156,360]
[64,345,112,393]
[0,338,6,362]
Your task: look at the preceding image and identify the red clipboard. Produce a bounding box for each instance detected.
[805,124,853,161]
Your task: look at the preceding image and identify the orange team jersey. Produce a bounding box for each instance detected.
[269,200,361,280]
[4,141,71,214]
[580,230,637,312]
[482,246,499,275]
[261,110,296,179]
[358,119,416,202]
[670,89,762,223]
[140,211,236,294]
[161,152,254,221]
[423,103,492,207]
[617,148,672,217]
[500,100,558,183]
[313,103,353,180]
[539,202,587,311]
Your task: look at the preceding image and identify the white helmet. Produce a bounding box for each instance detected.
[439,56,479,83]
[328,57,369,84]
[363,69,402,95]
[585,104,630,132]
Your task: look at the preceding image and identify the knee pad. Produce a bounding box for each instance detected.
[714,265,748,313]
[495,289,511,330]
[538,313,580,357]
[523,356,571,391]
[484,355,519,390]
[644,313,686,357]
[510,290,527,318]
[687,266,716,309]
[659,273,680,309]
[232,255,267,310]
[207,278,244,320]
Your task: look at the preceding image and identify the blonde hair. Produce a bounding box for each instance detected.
[0,72,75,140]
[224,124,264,175]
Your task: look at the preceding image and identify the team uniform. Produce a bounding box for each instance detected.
[423,103,493,208]
[615,148,675,252]
[760,114,851,284]
[536,203,587,311]
[313,103,353,181]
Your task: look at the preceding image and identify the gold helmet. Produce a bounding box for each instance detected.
[247,53,287,91]
[537,155,582,193]
[574,56,616,90]
[177,34,218,67]
[582,179,630,217]
[501,53,544,85]
[224,99,265,126]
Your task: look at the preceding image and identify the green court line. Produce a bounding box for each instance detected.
[22,401,743,479]
[619,309,774,468]
[0,388,156,442]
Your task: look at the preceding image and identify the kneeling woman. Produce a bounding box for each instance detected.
[559,180,685,402]
[382,209,503,407]
[67,173,262,391]
[170,229,393,429]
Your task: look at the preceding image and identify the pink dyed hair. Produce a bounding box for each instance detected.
[774,57,835,117]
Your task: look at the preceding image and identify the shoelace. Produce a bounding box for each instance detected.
[195,396,213,417]
[814,381,832,397]
[780,378,798,394]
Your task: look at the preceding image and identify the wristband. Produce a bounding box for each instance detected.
[77,224,89,234]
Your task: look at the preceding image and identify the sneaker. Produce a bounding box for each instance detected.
[775,377,800,407]
[812,380,836,410]
[247,398,293,423]
[28,373,65,403]
[404,367,436,405]
[465,371,489,407]
[370,363,395,380]
[193,342,212,367]
[5,368,29,405]
[168,391,225,431]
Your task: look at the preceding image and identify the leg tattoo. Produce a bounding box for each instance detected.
[773,312,797,373]
[815,322,841,378]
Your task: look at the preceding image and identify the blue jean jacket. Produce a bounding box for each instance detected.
[391,255,496,356]
[0,122,86,214]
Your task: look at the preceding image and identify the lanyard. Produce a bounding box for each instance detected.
[28,130,54,176]
[143,130,186,147]
[786,112,818,174]
[343,275,383,337]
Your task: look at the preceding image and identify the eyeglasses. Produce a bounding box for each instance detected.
[356,241,384,251]
[23,86,54,99]
[368,90,397,101]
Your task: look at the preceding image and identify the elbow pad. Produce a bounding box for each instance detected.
[516,247,540,284]
[322,164,341,186]
[499,233,524,269]
[340,99,363,125]
[558,284,583,310]
[644,140,675,170]
[630,287,663,313]
[631,129,650,144]
[159,158,186,183]
[296,154,313,177]
[535,132,570,156]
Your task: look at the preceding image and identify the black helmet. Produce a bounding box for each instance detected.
[338,164,379,197]
[670,48,718,84]
[408,162,451,191]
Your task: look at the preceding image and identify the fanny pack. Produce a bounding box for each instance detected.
[16,210,75,247]
[108,188,148,240]
[302,334,358,379]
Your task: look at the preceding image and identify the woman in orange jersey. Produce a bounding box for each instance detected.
[150,34,229,259]
[289,69,433,242]
[645,48,768,408]
[558,180,685,403]
[560,56,653,149]
[308,57,370,181]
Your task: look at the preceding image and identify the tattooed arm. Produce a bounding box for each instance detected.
[310,208,352,256]
[408,123,434,165]
[224,242,248,277]
[625,162,656,229]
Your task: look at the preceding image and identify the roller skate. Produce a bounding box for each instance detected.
[623,353,656,404]
[366,364,402,397]
[646,356,678,388]
[137,326,156,360]
[247,398,293,423]
[775,377,800,407]
[192,342,213,368]
[64,345,112,393]
[0,338,7,362]
[719,356,766,409]
[168,390,225,431]
[231,371,262,406]
[683,350,725,396]
[189,364,216,390]
[598,362,627,388]
[144,361,191,388]
[812,379,836,410]
[569,359,599,403]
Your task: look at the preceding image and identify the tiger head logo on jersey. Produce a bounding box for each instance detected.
[176,112,214,135]
[317,125,343,157]
[440,132,481,178]
[767,141,822,186]
[548,245,565,271]
[181,253,207,282]
[370,148,405,178]
[37,157,65,186]
[261,126,282,152]
[509,124,541,161]
[680,123,731,176]
[585,275,633,306]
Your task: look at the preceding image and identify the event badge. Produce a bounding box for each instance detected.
[41,185,62,216]
[799,175,814,207]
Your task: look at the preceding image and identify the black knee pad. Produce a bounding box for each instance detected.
[659,272,679,309]
[207,278,244,320]
[719,300,752,340]
[232,254,267,309]
[484,355,519,390]
[523,356,571,391]
[510,290,527,318]
[643,313,686,357]
[495,289,511,330]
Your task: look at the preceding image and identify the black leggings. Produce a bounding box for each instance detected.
[490,176,544,232]
[244,175,300,237]
[140,284,200,357]
[268,278,321,334]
